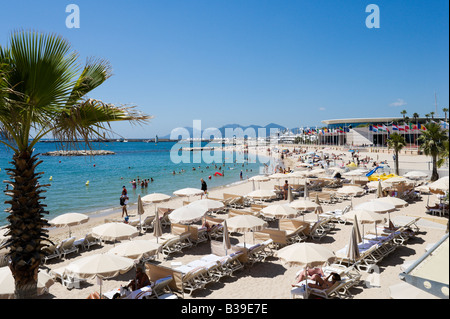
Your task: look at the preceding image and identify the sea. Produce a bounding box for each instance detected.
[0,141,272,227]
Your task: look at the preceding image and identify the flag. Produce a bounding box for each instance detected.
[392,124,399,131]
[404,124,409,131]
[399,125,405,131]
[420,124,427,131]
[369,125,373,131]
[440,121,449,130]
[412,124,419,130]
[382,124,388,131]
[372,125,378,132]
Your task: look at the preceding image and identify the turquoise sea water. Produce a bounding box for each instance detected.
[0,141,268,227]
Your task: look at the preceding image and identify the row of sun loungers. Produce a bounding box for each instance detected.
[43,234,102,264]
[335,218,421,273]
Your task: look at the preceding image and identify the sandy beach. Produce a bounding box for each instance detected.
[7,145,447,300]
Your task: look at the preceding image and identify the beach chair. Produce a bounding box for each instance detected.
[161,236,183,259]
[307,219,330,241]
[148,276,176,299]
[141,215,156,232]
[42,243,60,263]
[247,239,274,265]
[50,266,86,290]
[57,237,79,259]
[74,233,102,251]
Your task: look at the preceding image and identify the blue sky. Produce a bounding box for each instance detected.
[0,0,448,138]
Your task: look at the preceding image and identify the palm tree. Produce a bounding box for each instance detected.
[430,111,435,119]
[418,122,449,181]
[0,31,151,298]
[401,110,407,124]
[425,113,430,122]
[387,133,406,175]
[443,108,449,122]
[412,113,420,146]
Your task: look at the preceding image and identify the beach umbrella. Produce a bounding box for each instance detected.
[142,193,171,203]
[355,201,396,213]
[153,208,163,244]
[108,240,162,261]
[353,215,362,243]
[222,220,231,255]
[0,268,54,299]
[415,185,430,194]
[249,175,269,189]
[48,213,89,237]
[343,209,386,240]
[246,189,276,201]
[260,204,300,220]
[269,173,287,179]
[64,253,134,297]
[309,168,325,176]
[137,195,144,232]
[287,186,294,203]
[289,199,319,211]
[168,205,207,224]
[187,198,225,212]
[428,177,449,195]
[173,188,204,200]
[384,176,414,187]
[226,215,267,247]
[314,194,323,219]
[403,171,428,180]
[91,223,139,242]
[304,183,309,199]
[372,197,408,208]
[346,223,361,263]
[276,242,336,297]
[337,186,365,196]
[377,180,383,198]
[142,193,171,216]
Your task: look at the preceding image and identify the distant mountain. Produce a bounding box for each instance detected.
[160,123,290,140]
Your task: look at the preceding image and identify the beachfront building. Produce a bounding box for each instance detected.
[320,117,448,147]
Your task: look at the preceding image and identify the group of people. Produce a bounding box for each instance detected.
[292,267,341,291]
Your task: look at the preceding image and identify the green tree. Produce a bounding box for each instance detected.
[387,133,406,175]
[0,31,151,298]
[425,113,430,121]
[418,122,449,181]
[401,110,407,123]
[443,108,449,122]
[430,111,435,119]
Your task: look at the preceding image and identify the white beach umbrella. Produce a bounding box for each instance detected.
[0,268,54,299]
[260,204,300,219]
[415,185,430,194]
[226,215,267,233]
[384,176,414,186]
[343,209,386,240]
[246,189,276,200]
[64,253,134,297]
[168,205,207,224]
[372,197,408,208]
[187,198,224,212]
[355,201,396,213]
[142,193,171,204]
[249,175,270,182]
[346,223,361,264]
[309,168,326,176]
[222,220,231,255]
[108,240,162,261]
[428,177,449,195]
[269,173,287,179]
[48,213,89,237]
[153,208,163,244]
[337,186,365,196]
[226,214,267,247]
[289,199,319,211]
[403,171,429,180]
[173,188,204,197]
[91,223,139,242]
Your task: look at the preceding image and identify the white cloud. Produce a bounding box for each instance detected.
[319,107,326,111]
[390,98,407,107]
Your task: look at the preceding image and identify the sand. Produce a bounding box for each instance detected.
[11,145,448,299]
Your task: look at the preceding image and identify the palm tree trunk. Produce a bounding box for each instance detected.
[431,155,439,181]
[4,151,50,299]
[395,151,400,175]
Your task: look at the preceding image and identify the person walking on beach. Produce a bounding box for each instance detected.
[201,178,208,199]
[120,193,129,218]
[283,180,289,200]
[240,170,243,180]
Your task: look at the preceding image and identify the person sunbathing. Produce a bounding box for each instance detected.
[127,267,151,291]
[292,267,325,287]
[308,272,341,290]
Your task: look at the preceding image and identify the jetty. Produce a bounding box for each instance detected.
[41,150,115,156]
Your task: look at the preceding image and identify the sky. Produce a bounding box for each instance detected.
[0,0,448,139]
